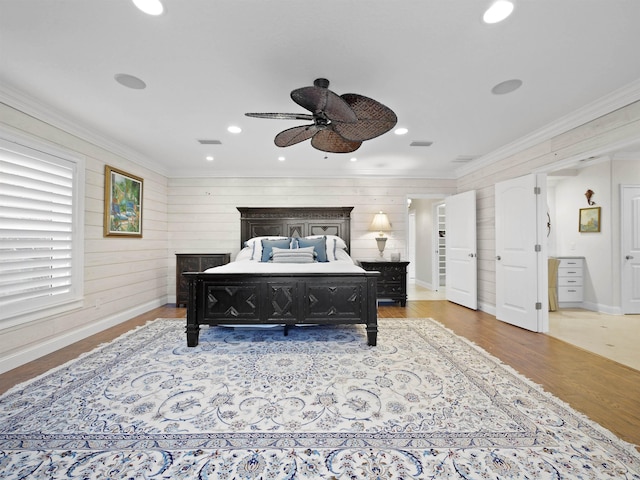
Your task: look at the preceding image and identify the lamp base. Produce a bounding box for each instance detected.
[375,236,387,258]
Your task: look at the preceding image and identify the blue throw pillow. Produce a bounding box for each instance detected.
[296,236,328,262]
[261,238,291,262]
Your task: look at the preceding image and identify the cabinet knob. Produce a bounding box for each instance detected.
[496,255,501,261]
[626,255,635,260]
[469,253,476,258]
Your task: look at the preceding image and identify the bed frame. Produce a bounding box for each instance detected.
[183,207,379,346]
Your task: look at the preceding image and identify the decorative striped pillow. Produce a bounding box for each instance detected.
[271,246,316,263]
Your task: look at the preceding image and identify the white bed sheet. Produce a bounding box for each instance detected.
[204,248,365,274]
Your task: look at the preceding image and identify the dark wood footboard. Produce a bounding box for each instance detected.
[184,271,379,346]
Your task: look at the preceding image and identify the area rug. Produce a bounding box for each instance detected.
[1,319,639,479]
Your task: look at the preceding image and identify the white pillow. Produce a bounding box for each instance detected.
[244,236,288,261]
[234,246,253,262]
[305,235,348,261]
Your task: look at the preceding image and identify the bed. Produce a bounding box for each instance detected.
[183,207,379,347]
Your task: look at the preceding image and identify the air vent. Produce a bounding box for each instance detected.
[452,155,477,163]
[197,139,222,145]
[410,141,433,147]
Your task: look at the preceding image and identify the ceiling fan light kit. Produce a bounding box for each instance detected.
[245,78,397,153]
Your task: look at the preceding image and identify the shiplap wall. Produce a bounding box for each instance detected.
[0,103,169,372]
[167,177,457,302]
[456,100,640,312]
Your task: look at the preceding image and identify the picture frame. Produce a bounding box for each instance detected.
[104,165,143,237]
[578,206,600,233]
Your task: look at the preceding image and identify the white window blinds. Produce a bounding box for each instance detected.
[0,137,83,321]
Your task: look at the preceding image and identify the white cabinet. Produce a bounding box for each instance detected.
[557,257,584,304]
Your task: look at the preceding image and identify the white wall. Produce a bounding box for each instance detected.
[166,177,457,302]
[553,160,613,310]
[0,103,170,373]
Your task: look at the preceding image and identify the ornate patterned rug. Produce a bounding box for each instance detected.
[1,318,639,479]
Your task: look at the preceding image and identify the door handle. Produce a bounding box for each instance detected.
[496,255,501,260]
[627,255,635,260]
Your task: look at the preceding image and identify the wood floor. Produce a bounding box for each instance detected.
[1,300,639,451]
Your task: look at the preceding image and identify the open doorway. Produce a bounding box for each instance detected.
[406,195,447,301]
[541,145,640,368]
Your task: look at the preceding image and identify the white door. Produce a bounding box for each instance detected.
[621,185,640,314]
[495,174,548,332]
[445,190,477,309]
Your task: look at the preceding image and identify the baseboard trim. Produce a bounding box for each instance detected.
[0,298,167,375]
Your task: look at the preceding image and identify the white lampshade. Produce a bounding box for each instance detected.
[370,211,391,236]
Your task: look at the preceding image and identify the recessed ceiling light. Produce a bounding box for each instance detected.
[206,156,214,161]
[483,1,514,24]
[114,73,146,89]
[227,126,242,134]
[350,157,357,162]
[278,156,285,162]
[491,78,523,95]
[132,0,164,16]
[394,127,408,135]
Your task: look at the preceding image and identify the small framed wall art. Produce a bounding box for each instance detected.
[104,165,143,237]
[578,206,600,233]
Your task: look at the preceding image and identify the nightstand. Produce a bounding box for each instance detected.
[176,253,231,307]
[358,260,410,306]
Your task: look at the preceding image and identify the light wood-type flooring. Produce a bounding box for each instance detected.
[1,301,638,452]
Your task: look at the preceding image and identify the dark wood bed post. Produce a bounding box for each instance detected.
[185,275,200,347]
[366,275,378,346]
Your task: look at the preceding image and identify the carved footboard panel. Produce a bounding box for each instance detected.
[184,272,379,346]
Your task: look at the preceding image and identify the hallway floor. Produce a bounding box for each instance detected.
[548,308,640,371]
[408,283,640,372]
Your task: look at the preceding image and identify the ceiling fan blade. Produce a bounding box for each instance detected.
[332,93,398,141]
[311,129,361,153]
[291,85,357,123]
[245,112,315,121]
[274,124,320,147]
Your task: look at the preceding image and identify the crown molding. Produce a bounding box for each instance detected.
[455,78,640,178]
[0,83,169,177]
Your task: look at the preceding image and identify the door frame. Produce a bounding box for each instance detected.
[406,193,450,291]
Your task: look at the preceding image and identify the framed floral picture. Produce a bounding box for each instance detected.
[104,165,143,237]
[578,206,600,233]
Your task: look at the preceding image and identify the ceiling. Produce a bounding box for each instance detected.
[2,0,640,179]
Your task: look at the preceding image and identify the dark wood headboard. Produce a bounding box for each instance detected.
[237,207,353,251]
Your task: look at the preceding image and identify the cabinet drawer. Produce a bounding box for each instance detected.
[558,267,582,278]
[558,277,581,287]
[558,258,582,268]
[558,286,583,302]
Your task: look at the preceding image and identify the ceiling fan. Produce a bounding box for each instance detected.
[245,78,397,153]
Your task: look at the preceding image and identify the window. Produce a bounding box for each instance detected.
[0,134,84,324]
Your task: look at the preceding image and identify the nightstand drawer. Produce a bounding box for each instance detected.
[378,283,404,295]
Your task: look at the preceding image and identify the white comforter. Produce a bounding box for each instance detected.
[204,248,366,274]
